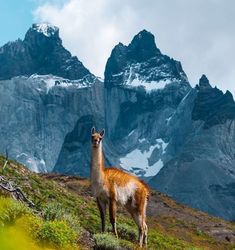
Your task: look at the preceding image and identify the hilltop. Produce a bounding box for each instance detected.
[0,156,234,250]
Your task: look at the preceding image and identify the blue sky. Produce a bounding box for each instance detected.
[0,1,36,45]
[0,0,235,95]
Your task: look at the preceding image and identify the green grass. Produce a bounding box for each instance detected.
[0,155,234,250]
[148,230,203,250]
[94,233,134,250]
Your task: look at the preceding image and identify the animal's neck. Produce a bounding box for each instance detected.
[91,142,105,185]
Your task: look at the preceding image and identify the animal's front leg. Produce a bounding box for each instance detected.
[109,198,118,238]
[97,197,107,232]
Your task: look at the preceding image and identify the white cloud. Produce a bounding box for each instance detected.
[33,0,235,95]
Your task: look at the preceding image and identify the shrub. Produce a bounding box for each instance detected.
[16,214,43,239]
[94,233,135,250]
[0,197,30,226]
[116,223,138,241]
[42,202,66,221]
[42,202,81,235]
[37,220,77,248]
[94,233,121,250]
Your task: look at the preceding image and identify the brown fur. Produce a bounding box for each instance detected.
[90,128,150,247]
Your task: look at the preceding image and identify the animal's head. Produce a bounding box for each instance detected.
[91,127,105,148]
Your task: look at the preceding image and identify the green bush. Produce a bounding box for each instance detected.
[42,202,66,221]
[37,220,77,248]
[0,197,30,226]
[42,202,81,234]
[16,214,43,239]
[94,233,135,250]
[117,223,138,241]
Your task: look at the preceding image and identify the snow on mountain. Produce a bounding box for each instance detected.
[32,23,59,37]
[120,63,175,92]
[120,138,168,177]
[29,74,95,93]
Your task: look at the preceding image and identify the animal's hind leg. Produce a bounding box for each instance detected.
[97,197,107,232]
[109,199,118,237]
[143,222,148,246]
[132,212,145,247]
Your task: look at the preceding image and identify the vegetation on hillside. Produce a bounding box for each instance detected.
[0,156,234,249]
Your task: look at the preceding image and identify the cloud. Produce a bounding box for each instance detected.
[33,0,235,95]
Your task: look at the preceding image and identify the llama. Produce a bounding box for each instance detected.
[90,127,149,247]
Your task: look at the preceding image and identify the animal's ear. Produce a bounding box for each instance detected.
[100,129,105,137]
[91,127,96,135]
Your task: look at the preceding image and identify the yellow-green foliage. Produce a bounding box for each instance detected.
[0,226,51,250]
[37,220,77,247]
[0,197,30,226]
[0,197,79,250]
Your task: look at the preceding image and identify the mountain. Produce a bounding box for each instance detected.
[0,23,93,80]
[149,75,235,220]
[105,29,188,89]
[0,24,235,221]
[55,30,191,180]
[1,156,235,249]
[0,23,101,172]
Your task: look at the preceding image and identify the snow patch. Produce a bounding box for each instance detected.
[131,78,170,92]
[32,23,58,37]
[166,115,173,125]
[29,74,92,93]
[156,138,168,154]
[145,159,164,177]
[120,138,168,177]
[124,66,172,92]
[128,130,135,137]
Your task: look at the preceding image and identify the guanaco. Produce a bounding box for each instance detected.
[90,127,149,247]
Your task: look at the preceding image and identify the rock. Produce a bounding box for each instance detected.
[0,23,93,80]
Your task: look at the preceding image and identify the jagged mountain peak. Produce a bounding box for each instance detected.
[0,23,93,80]
[128,29,161,62]
[193,76,235,128]
[131,29,155,45]
[198,74,212,88]
[105,29,189,90]
[224,90,234,102]
[24,23,62,46]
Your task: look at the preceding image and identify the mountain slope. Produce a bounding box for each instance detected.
[149,75,235,221]
[0,75,102,172]
[0,156,235,250]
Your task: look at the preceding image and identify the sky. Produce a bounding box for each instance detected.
[0,0,235,95]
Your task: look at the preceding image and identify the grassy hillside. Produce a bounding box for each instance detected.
[0,156,234,250]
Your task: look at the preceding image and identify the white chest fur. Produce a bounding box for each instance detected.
[114,181,137,205]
